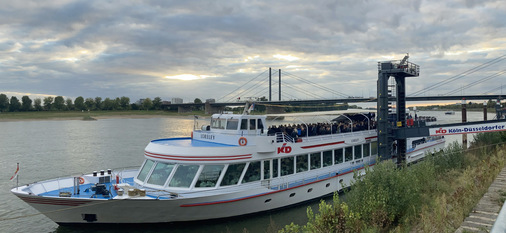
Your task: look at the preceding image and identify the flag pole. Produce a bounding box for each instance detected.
[16,163,19,190]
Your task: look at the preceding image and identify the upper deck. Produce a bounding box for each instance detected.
[144,110,378,164]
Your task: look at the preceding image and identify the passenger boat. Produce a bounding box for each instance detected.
[11,105,444,224]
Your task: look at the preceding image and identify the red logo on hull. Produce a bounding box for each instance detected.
[435,128,447,134]
[277,143,292,154]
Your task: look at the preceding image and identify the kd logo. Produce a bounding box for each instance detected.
[277,143,292,154]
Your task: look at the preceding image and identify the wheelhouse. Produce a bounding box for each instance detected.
[205,113,267,135]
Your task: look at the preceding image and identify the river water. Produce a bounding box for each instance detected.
[0,111,494,232]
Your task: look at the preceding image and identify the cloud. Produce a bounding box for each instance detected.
[0,0,505,102]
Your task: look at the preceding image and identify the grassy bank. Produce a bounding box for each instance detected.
[279,132,506,232]
[0,110,207,121]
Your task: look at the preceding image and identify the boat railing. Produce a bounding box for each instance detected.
[272,128,376,144]
[275,132,295,143]
[302,129,375,143]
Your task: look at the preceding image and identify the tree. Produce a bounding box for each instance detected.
[9,96,21,112]
[74,96,85,111]
[142,98,153,110]
[66,98,74,110]
[120,96,130,110]
[43,97,54,111]
[54,96,65,110]
[113,97,121,110]
[153,97,162,110]
[84,98,95,110]
[0,94,9,112]
[193,98,203,111]
[103,98,113,110]
[21,96,32,111]
[34,98,42,111]
[95,97,102,110]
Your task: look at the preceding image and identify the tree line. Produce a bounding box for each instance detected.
[0,94,165,112]
[414,100,498,111]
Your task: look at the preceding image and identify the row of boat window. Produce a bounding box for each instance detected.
[137,142,378,189]
[211,118,264,131]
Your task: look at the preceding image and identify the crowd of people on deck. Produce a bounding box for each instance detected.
[267,119,377,141]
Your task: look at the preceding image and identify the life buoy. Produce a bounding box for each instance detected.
[78,177,85,184]
[238,137,247,146]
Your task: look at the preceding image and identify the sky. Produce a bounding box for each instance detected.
[1,0,505,103]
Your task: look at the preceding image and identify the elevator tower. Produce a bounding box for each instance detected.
[377,54,419,164]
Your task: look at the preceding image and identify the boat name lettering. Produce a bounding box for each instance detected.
[277,143,292,154]
[431,124,506,135]
[350,138,359,143]
[200,134,215,140]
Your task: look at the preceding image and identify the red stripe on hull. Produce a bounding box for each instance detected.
[146,153,252,161]
[180,163,375,207]
[145,151,252,161]
[301,141,344,149]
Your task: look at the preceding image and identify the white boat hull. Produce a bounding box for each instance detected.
[12,170,359,224]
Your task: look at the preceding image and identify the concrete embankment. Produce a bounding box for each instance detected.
[456,166,506,232]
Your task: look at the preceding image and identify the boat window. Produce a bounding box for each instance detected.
[249,119,256,130]
[371,141,378,155]
[354,145,362,160]
[281,157,294,176]
[243,161,261,183]
[263,160,270,179]
[220,163,246,186]
[211,118,226,129]
[258,119,264,130]
[363,143,370,157]
[195,165,224,188]
[310,152,321,170]
[334,148,343,164]
[273,159,279,178]
[345,147,353,162]
[226,119,239,130]
[168,165,199,188]
[323,151,332,167]
[296,154,308,173]
[136,160,154,182]
[240,119,248,130]
[147,162,175,186]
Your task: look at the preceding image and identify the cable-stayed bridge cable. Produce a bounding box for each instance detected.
[410,55,506,96]
[282,71,350,98]
[218,70,268,102]
[444,69,506,96]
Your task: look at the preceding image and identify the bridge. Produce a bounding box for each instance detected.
[163,54,506,114]
[166,95,505,114]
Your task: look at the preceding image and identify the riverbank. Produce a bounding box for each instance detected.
[280,132,506,232]
[0,110,209,122]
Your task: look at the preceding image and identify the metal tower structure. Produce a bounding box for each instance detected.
[377,54,420,164]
